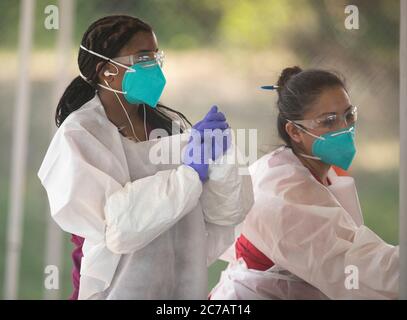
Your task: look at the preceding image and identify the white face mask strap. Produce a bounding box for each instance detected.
[304,128,325,140]
[97,83,126,94]
[79,45,136,72]
[79,71,87,81]
[79,71,94,86]
[298,153,321,161]
[287,119,325,140]
[330,126,354,137]
[330,131,345,137]
[285,119,322,161]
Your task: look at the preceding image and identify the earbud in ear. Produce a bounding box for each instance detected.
[102,62,119,78]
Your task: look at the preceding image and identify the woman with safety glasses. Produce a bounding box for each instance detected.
[210,66,399,300]
[37,15,253,299]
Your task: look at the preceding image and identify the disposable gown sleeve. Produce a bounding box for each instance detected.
[104,165,202,254]
[246,172,399,299]
[39,128,203,255]
[38,128,121,244]
[202,141,254,265]
[200,141,254,226]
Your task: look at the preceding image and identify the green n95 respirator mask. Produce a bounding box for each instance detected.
[79,45,166,108]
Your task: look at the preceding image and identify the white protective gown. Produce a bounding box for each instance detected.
[210,146,399,300]
[37,95,254,299]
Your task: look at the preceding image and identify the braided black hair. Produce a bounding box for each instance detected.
[55,15,191,133]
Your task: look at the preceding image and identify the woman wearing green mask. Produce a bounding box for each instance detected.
[37,15,253,300]
[210,66,399,300]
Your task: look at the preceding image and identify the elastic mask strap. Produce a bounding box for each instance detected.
[298,153,321,161]
[97,83,126,95]
[78,71,95,88]
[140,61,159,68]
[79,45,136,73]
[287,120,325,140]
[303,129,325,140]
[79,62,127,94]
[286,120,322,161]
[97,63,127,94]
[330,126,354,137]
[79,71,89,82]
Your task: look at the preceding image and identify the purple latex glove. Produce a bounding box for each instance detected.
[183,136,209,181]
[192,106,231,161]
[192,106,228,134]
[183,106,232,181]
[211,127,232,161]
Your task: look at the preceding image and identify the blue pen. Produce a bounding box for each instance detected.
[260,85,279,90]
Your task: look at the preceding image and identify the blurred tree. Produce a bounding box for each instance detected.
[0,0,399,62]
[294,0,399,71]
[217,0,316,49]
[0,0,21,49]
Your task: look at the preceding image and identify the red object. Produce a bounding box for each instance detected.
[234,165,348,272]
[235,234,274,271]
[69,234,84,300]
[309,165,349,185]
[332,165,349,176]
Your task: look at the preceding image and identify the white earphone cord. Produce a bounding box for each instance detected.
[104,79,146,142]
[101,62,148,142]
[143,104,148,140]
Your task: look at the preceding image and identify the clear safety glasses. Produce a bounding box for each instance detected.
[292,105,358,130]
[113,50,165,68]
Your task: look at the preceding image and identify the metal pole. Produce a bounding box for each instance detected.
[43,0,76,300]
[400,0,407,300]
[4,0,36,299]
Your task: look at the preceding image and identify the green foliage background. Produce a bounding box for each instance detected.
[0,0,401,299]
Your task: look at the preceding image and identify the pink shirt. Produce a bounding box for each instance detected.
[70,234,84,300]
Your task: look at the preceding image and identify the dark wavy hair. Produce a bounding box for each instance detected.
[276,66,347,146]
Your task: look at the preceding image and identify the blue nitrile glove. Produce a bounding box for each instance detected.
[182,130,209,181]
[192,106,228,134]
[191,106,231,161]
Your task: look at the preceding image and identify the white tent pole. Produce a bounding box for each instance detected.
[4,0,36,300]
[43,0,76,300]
[400,0,407,300]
